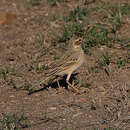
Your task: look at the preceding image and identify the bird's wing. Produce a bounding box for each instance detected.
[40,48,80,84]
[49,49,79,69]
[39,59,77,85]
[43,50,79,77]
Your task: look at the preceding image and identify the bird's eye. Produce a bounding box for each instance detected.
[74,38,82,45]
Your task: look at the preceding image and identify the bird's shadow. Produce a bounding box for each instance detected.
[28,73,78,95]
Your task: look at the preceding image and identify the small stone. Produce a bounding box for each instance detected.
[49,107,56,110]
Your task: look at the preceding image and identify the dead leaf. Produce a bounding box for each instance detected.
[0,11,16,26]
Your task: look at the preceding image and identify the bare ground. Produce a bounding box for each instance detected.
[0,0,130,130]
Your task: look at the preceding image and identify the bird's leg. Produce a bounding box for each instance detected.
[66,73,80,94]
[56,78,62,92]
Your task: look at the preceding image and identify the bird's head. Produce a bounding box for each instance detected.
[72,38,82,49]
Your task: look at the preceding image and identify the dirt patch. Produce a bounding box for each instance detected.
[0,0,130,129]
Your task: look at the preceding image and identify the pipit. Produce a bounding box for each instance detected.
[40,38,85,93]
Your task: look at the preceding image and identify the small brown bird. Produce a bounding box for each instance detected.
[40,38,85,93]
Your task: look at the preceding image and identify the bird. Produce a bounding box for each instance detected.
[40,37,85,93]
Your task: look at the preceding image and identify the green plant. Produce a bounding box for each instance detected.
[10,79,17,89]
[64,6,87,22]
[102,52,111,66]
[40,47,48,56]
[27,0,41,7]
[2,67,9,81]
[57,22,84,42]
[51,41,57,46]
[48,0,67,6]
[0,66,15,81]
[97,52,111,76]
[110,13,121,34]
[36,64,48,73]
[120,2,130,15]
[99,3,127,33]
[83,26,109,52]
[117,57,126,67]
[0,109,28,130]
[28,65,34,71]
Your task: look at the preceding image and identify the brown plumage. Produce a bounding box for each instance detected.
[40,38,85,93]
